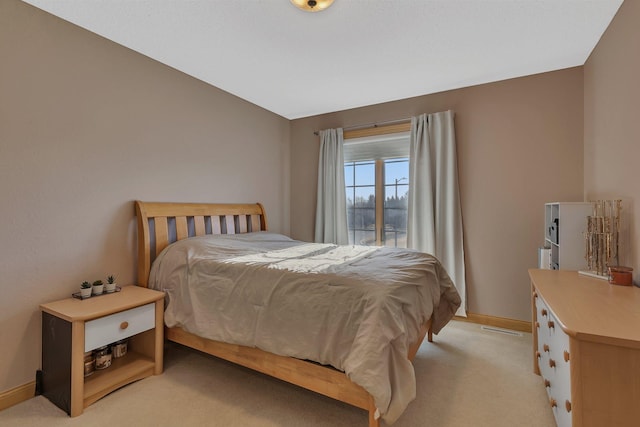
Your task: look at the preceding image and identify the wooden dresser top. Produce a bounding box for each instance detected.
[529,269,640,348]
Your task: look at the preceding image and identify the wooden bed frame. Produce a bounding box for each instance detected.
[135,200,432,427]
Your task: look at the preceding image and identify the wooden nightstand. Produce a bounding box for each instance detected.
[40,285,164,416]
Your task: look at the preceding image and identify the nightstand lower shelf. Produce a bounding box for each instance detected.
[83,352,155,408]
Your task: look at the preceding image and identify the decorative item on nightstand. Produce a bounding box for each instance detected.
[92,280,104,295]
[83,351,95,377]
[94,346,112,370]
[79,281,92,299]
[105,275,117,293]
[111,339,128,358]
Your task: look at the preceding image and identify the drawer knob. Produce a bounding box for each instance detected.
[548,320,555,329]
[565,400,572,412]
[120,321,129,330]
[564,350,570,362]
[543,344,550,353]
[550,398,557,408]
[541,309,548,317]
[536,351,541,360]
[549,359,556,368]
[535,321,540,329]
[544,379,551,388]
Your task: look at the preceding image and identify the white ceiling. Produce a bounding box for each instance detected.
[22,0,623,120]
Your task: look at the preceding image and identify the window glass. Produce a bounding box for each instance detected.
[383,159,408,248]
[354,161,375,184]
[345,161,376,245]
[345,157,409,247]
[344,163,354,187]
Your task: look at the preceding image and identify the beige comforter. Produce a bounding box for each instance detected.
[149,232,461,424]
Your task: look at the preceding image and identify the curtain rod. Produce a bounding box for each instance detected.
[313,117,412,136]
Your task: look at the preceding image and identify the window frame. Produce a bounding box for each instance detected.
[343,122,411,247]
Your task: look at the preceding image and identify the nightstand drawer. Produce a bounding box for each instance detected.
[84,303,155,352]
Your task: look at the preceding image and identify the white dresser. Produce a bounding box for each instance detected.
[530,269,640,427]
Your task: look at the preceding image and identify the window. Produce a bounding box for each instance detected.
[343,130,410,247]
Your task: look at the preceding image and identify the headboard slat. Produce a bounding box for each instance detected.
[250,215,261,232]
[155,217,169,257]
[212,216,222,234]
[176,216,188,240]
[239,215,248,233]
[225,216,236,235]
[194,215,206,236]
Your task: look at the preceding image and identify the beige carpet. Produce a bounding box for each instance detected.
[0,321,555,426]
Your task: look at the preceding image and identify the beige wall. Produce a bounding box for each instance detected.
[584,0,640,273]
[291,68,585,322]
[0,0,290,392]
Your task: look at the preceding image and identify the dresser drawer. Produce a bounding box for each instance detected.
[84,303,155,352]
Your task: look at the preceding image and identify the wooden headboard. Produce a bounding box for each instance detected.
[135,201,268,287]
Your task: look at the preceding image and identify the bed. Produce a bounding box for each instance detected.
[135,201,460,426]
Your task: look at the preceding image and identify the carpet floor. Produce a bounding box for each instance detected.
[0,320,555,426]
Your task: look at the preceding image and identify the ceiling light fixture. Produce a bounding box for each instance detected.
[290,0,335,13]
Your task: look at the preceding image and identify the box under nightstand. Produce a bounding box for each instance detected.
[40,285,164,416]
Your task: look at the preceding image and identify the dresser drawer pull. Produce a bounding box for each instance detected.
[543,344,550,353]
[120,321,129,330]
[550,398,557,408]
[564,350,570,362]
[536,351,541,359]
[544,379,551,388]
[565,400,572,412]
[548,320,555,329]
[535,321,540,329]
[549,359,556,368]
[541,309,548,317]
